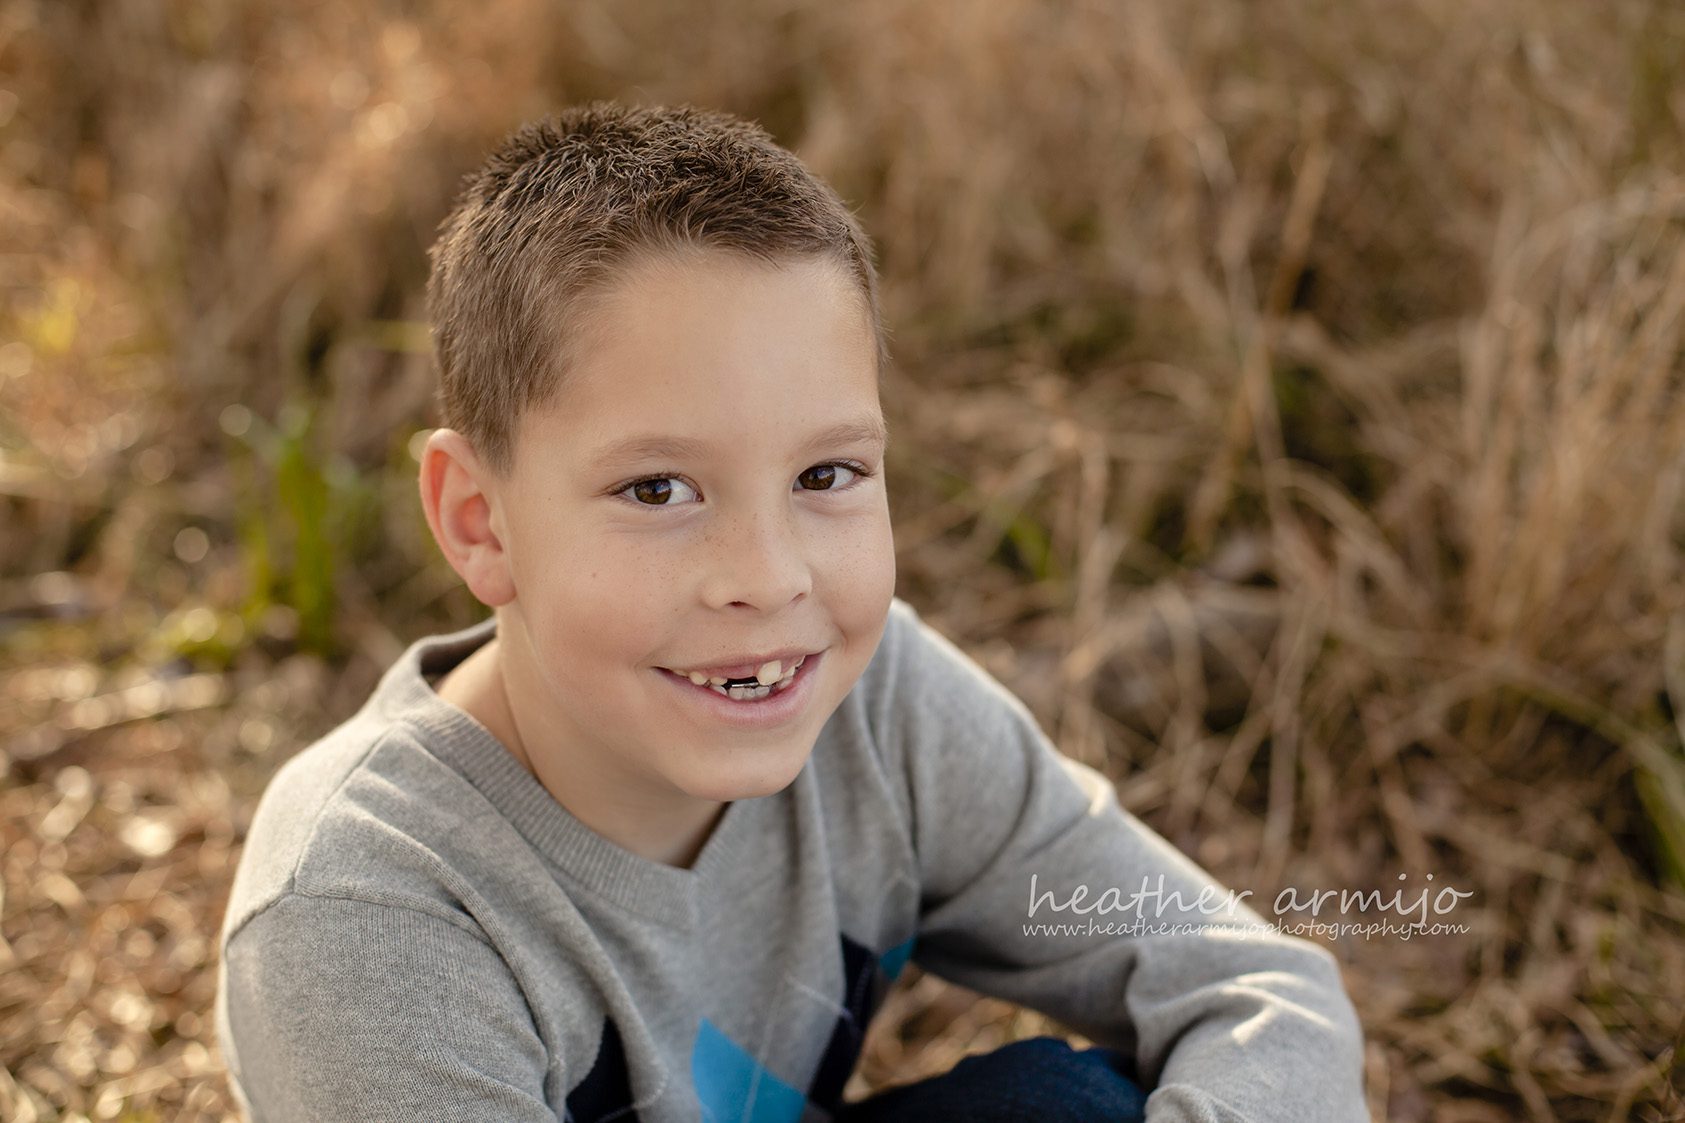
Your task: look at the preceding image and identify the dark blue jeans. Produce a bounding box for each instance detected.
[834,1036,1149,1122]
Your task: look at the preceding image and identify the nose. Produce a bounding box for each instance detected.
[702,502,814,610]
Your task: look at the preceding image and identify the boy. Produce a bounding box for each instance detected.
[214,103,1368,1122]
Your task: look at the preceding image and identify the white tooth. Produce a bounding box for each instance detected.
[756,660,783,685]
[687,671,709,685]
[709,675,728,686]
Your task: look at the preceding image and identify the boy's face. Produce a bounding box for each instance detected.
[485,249,895,811]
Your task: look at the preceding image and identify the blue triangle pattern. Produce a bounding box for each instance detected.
[879,934,916,983]
[693,1017,809,1123]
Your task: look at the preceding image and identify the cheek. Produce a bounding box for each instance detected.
[513,525,667,660]
[828,501,897,598]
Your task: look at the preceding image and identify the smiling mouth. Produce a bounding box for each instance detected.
[658,653,815,699]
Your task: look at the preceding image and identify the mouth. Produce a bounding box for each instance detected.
[656,650,825,707]
[657,652,815,700]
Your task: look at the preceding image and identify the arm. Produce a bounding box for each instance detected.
[874,600,1368,1123]
[219,892,555,1123]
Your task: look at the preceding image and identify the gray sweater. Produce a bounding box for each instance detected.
[215,596,1368,1122]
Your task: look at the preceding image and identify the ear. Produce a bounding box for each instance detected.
[418,429,516,608]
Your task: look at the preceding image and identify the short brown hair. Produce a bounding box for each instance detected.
[425,101,886,479]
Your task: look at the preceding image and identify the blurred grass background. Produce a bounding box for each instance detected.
[3,0,1685,1119]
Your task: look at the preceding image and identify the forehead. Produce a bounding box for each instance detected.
[515,249,882,466]
[586,247,872,365]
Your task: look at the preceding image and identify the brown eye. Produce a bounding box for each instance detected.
[798,464,839,491]
[631,478,677,504]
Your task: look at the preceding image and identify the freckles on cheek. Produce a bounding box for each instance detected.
[825,516,895,578]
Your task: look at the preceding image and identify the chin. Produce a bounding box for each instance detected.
[678,750,811,803]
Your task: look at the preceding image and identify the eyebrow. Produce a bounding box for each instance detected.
[591,415,890,465]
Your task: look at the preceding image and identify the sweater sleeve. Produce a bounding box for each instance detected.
[874,600,1369,1123]
[219,892,555,1123]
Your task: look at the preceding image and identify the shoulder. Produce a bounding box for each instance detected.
[851,595,1035,749]
[216,886,556,1122]
[817,596,1039,830]
[220,716,505,949]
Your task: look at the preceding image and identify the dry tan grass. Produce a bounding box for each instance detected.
[3,0,1684,1119]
